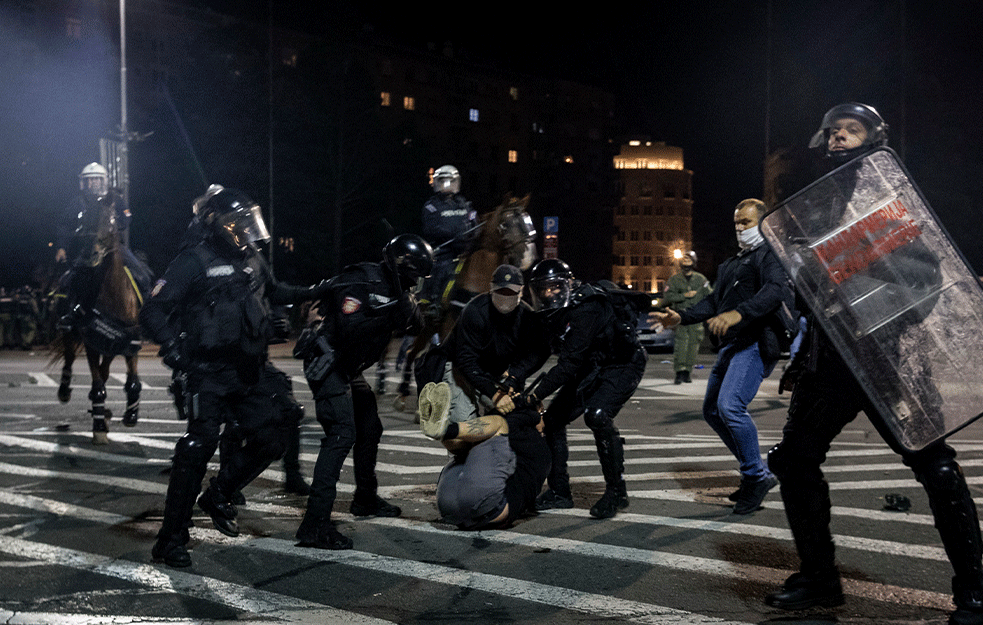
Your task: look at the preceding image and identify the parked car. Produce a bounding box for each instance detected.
[636,312,675,353]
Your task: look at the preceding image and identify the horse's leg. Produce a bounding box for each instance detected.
[86,348,109,445]
[122,354,141,427]
[58,333,75,403]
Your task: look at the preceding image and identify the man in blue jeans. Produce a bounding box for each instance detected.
[654,198,795,514]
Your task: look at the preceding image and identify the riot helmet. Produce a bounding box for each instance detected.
[78,162,109,198]
[197,188,271,251]
[432,165,461,194]
[192,184,225,216]
[383,233,435,290]
[808,102,888,162]
[529,258,573,313]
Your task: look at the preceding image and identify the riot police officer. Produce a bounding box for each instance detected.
[295,233,432,550]
[764,103,983,625]
[420,165,477,308]
[524,259,648,519]
[140,188,329,568]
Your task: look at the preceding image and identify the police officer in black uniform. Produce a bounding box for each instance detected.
[56,163,149,329]
[295,233,433,550]
[420,165,477,308]
[524,259,648,519]
[764,103,983,625]
[140,188,329,568]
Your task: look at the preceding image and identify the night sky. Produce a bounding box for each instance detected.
[2,1,982,287]
[211,0,983,272]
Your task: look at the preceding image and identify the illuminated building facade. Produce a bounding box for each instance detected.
[612,141,693,293]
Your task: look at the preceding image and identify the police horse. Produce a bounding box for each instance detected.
[53,197,145,444]
[392,194,537,412]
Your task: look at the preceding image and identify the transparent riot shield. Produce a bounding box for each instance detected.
[761,147,983,452]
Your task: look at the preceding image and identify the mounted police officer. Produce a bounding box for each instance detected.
[524,259,648,519]
[55,163,149,330]
[140,188,329,568]
[420,165,477,309]
[763,103,983,625]
[295,233,432,550]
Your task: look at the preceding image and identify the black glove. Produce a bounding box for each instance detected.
[159,338,187,372]
[272,314,291,339]
[502,375,523,396]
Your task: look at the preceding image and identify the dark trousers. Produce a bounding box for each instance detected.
[306,372,383,518]
[542,349,646,492]
[768,353,983,598]
[157,369,285,547]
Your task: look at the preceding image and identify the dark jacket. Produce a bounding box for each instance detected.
[140,239,315,374]
[316,262,423,381]
[58,191,130,255]
[679,242,794,358]
[445,294,550,398]
[422,193,477,258]
[534,284,644,400]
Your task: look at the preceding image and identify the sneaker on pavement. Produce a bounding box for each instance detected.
[733,474,778,515]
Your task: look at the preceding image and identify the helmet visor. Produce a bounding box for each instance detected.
[215,204,271,250]
[531,278,570,312]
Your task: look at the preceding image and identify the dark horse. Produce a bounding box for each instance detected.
[393,194,537,412]
[52,196,145,444]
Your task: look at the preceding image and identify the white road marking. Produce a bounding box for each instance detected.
[0,535,396,625]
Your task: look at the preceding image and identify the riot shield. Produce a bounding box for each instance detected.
[761,147,983,452]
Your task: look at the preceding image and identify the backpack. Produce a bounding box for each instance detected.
[574,279,652,359]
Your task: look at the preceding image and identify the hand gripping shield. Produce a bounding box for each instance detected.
[761,147,983,452]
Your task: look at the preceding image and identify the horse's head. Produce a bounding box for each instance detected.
[75,198,119,268]
[486,195,537,270]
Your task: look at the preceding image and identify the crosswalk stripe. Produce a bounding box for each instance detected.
[0,535,396,625]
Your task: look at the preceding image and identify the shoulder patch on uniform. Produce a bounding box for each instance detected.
[207,265,235,277]
[342,296,362,314]
[151,279,166,297]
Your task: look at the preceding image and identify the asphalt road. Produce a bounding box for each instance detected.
[1,341,982,624]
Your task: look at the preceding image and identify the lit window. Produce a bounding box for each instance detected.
[380,92,391,107]
[469,108,479,122]
[509,87,519,100]
[403,96,415,110]
[564,156,574,164]
[508,150,518,163]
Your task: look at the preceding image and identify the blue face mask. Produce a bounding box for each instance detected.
[737,225,763,250]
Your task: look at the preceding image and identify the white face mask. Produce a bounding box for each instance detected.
[737,225,763,250]
[491,292,520,314]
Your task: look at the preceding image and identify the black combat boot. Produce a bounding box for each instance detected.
[536,428,574,510]
[296,513,353,550]
[197,477,239,537]
[350,492,401,517]
[765,569,844,610]
[765,476,841,610]
[590,432,628,519]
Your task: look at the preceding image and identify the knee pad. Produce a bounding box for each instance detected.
[175,432,217,465]
[767,441,792,479]
[583,407,615,434]
[913,454,966,495]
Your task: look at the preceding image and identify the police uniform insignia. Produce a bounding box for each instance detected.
[151,279,166,297]
[124,209,131,217]
[342,296,362,314]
